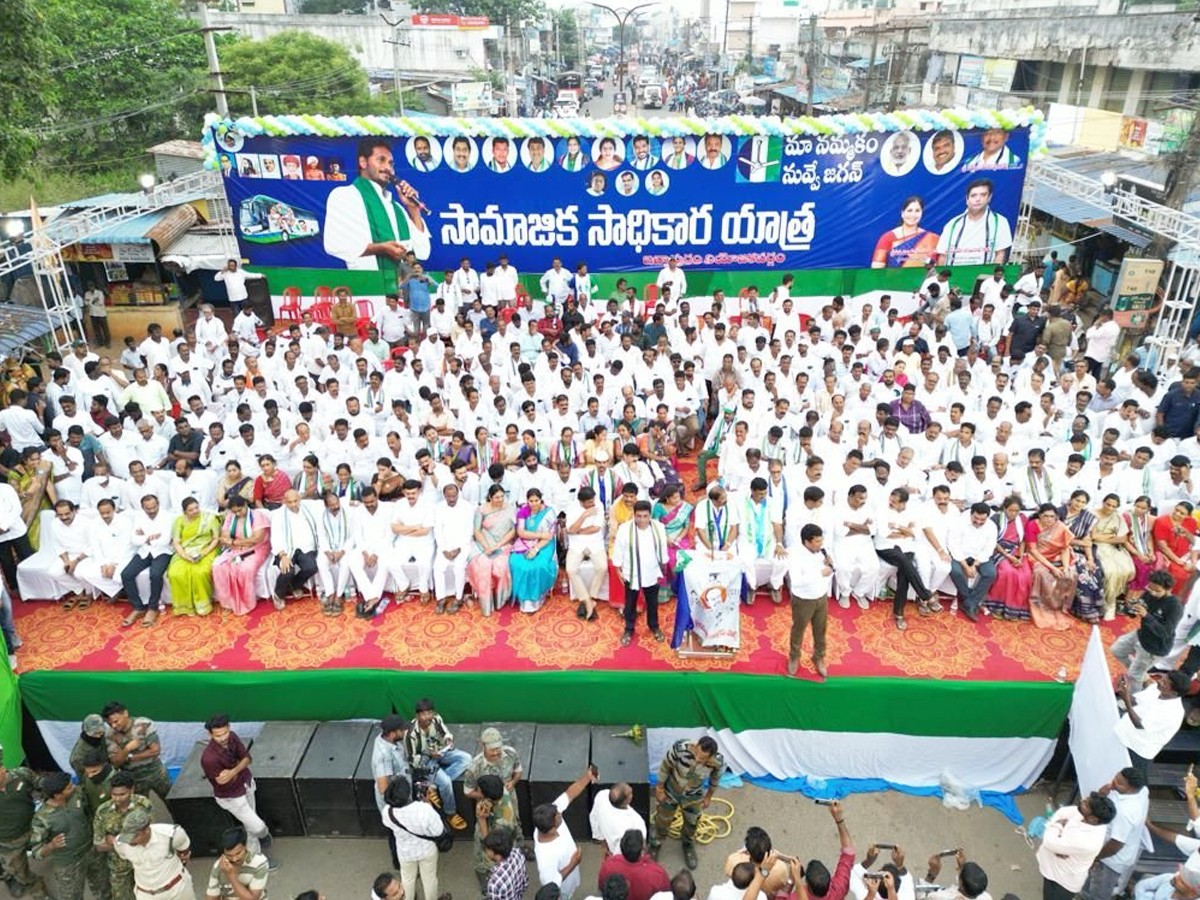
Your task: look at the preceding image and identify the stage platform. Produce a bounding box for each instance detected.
[13,592,1114,739]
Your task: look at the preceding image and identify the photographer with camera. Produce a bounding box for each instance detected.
[382,778,447,900]
[852,844,911,900]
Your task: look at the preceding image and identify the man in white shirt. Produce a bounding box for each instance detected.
[432,482,474,613]
[533,768,597,900]
[194,304,230,362]
[936,179,1012,266]
[947,502,999,621]
[1115,670,1189,776]
[451,257,481,308]
[1036,795,1116,900]
[656,258,687,300]
[494,255,519,306]
[349,488,393,617]
[0,390,44,451]
[1079,767,1149,900]
[0,480,30,594]
[119,493,174,626]
[40,500,93,603]
[270,489,319,609]
[315,491,355,615]
[588,783,647,856]
[708,863,769,900]
[214,260,265,315]
[322,139,431,281]
[874,487,936,629]
[565,486,608,621]
[540,258,573,314]
[389,480,436,603]
[73,498,133,604]
[613,501,669,647]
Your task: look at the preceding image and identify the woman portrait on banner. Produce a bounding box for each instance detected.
[509,488,558,614]
[871,195,940,268]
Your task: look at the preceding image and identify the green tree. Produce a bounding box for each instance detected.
[39,0,210,171]
[220,32,389,117]
[0,0,52,179]
[557,9,581,70]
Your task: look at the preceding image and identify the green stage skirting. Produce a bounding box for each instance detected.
[0,647,20,765]
[249,264,1018,303]
[18,669,1070,740]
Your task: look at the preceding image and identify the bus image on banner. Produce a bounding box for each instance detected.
[238,195,320,245]
[205,109,1040,296]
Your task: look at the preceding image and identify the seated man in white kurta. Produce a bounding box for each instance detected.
[736,477,788,605]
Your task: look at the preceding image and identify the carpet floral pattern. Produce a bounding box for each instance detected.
[12,589,1122,681]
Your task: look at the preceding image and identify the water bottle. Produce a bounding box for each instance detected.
[1054,665,1068,683]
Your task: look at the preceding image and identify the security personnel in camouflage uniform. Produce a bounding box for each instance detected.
[102,701,172,802]
[464,728,525,889]
[93,772,153,900]
[649,735,724,871]
[29,772,112,900]
[70,714,110,779]
[0,743,47,899]
[78,747,115,820]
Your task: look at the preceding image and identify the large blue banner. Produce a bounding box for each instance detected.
[212,119,1029,288]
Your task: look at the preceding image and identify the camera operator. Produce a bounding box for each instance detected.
[382,778,446,900]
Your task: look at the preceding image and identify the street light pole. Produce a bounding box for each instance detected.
[589,2,657,97]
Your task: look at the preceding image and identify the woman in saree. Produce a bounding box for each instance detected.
[1025,503,1076,631]
[216,460,255,511]
[1153,501,1199,596]
[328,463,362,504]
[871,196,940,268]
[443,430,476,471]
[510,488,558,614]
[1060,489,1104,624]
[639,420,680,492]
[371,459,404,502]
[582,426,609,466]
[473,426,499,475]
[983,495,1031,620]
[1091,492,1136,621]
[8,447,54,550]
[498,424,523,469]
[1123,495,1157,611]
[165,496,221,616]
[292,454,325,501]
[211,495,271,615]
[652,484,693,600]
[465,484,515,616]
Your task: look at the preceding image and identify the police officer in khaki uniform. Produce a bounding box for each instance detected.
[94,772,154,900]
[102,701,172,802]
[29,772,112,900]
[649,735,724,871]
[0,743,47,899]
[69,714,110,780]
[113,809,194,900]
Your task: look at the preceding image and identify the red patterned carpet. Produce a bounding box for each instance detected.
[11,591,1127,681]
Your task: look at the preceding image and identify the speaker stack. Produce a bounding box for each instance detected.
[528,724,591,840]
[295,721,374,837]
[250,721,317,837]
[589,725,652,828]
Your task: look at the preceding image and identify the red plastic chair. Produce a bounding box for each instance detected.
[310,301,333,326]
[278,287,302,323]
[354,298,375,338]
[643,283,659,306]
[499,306,517,325]
[312,286,332,309]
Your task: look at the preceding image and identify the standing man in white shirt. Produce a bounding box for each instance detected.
[120,494,174,627]
[214,260,264,316]
[452,257,481,310]
[786,523,834,678]
[432,483,474,613]
[1114,670,1189,777]
[656,257,687,300]
[540,258,573,316]
[0,390,44,451]
[533,767,597,900]
[1036,794,1116,900]
[588,783,647,856]
[85,284,111,346]
[613,500,669,647]
[1080,767,1149,900]
[495,254,520,307]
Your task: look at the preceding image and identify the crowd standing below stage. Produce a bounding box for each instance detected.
[11,698,1194,900]
[2,252,1200,680]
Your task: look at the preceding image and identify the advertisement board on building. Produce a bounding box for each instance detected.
[451,82,492,114]
[60,243,157,263]
[206,112,1034,297]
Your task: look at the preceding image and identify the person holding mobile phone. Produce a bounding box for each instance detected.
[922,848,990,900]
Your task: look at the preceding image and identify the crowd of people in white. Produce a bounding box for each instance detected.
[1,253,1199,677]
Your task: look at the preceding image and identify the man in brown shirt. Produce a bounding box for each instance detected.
[200,715,275,866]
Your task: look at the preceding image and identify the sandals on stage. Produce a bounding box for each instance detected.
[75,596,93,611]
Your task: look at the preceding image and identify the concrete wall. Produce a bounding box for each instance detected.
[208,11,500,74]
[928,10,1200,70]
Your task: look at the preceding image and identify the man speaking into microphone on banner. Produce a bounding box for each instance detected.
[323,137,431,293]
